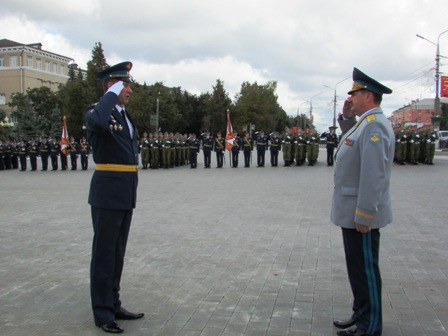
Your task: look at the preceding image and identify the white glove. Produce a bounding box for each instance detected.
[107,81,124,96]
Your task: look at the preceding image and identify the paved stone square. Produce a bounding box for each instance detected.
[1,150,447,336]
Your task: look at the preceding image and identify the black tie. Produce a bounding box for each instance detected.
[121,110,130,134]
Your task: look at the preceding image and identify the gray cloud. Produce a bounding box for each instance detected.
[1,0,447,131]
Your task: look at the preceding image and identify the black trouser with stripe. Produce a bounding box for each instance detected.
[90,207,132,326]
[342,228,382,335]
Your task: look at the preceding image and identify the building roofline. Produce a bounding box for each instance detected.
[0,38,74,63]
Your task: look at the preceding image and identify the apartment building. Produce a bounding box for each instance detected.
[390,97,448,130]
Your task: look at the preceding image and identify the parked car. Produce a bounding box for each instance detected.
[438,130,448,149]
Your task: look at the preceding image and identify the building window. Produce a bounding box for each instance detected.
[60,65,65,75]
[0,93,5,105]
[10,56,18,67]
[53,63,57,73]
[0,57,4,67]
[27,56,33,67]
[36,59,41,69]
[45,61,50,72]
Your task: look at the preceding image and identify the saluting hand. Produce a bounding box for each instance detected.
[342,100,356,119]
[107,80,125,96]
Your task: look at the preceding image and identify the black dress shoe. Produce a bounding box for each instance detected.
[100,321,124,333]
[115,307,144,320]
[337,327,380,336]
[333,318,357,329]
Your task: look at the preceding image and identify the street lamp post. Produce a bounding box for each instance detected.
[155,92,160,132]
[309,92,322,127]
[416,29,448,117]
[324,76,351,129]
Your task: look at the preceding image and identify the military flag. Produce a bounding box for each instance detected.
[61,116,69,156]
[225,109,235,151]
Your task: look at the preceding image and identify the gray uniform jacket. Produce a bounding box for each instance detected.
[331,107,394,229]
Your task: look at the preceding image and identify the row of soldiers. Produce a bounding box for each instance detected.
[0,136,91,171]
[139,128,324,169]
[394,130,438,165]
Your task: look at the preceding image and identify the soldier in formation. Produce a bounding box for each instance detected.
[269,131,281,167]
[231,130,242,168]
[214,131,226,168]
[294,129,307,166]
[242,131,253,168]
[282,127,294,166]
[202,131,213,168]
[256,130,268,167]
[394,130,438,165]
[188,133,200,168]
[140,131,150,169]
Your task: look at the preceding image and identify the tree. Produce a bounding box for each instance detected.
[9,94,39,139]
[206,79,232,135]
[9,87,60,139]
[233,81,287,133]
[86,42,108,102]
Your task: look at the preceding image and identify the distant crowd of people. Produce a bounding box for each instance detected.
[0,136,90,171]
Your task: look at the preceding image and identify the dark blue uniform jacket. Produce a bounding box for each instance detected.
[85,92,139,210]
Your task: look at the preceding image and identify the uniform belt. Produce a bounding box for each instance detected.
[327,142,335,144]
[95,163,138,172]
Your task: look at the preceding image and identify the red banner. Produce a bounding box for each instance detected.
[441,76,448,98]
[60,116,69,155]
[225,110,234,151]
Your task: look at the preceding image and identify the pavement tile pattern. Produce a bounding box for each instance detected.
[1,150,447,336]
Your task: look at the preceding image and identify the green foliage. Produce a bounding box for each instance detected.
[7,42,317,140]
[233,81,287,133]
[8,87,60,139]
[86,42,108,102]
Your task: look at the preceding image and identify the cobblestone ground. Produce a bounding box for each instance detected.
[1,151,447,336]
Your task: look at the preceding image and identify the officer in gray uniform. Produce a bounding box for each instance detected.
[332,68,394,336]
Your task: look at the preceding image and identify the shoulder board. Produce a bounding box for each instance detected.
[367,114,376,123]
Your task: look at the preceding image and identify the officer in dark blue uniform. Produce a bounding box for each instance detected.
[85,61,144,334]
[214,131,225,168]
[202,130,213,168]
[188,133,200,168]
[326,126,338,166]
[269,131,281,167]
[256,130,268,167]
[242,131,253,167]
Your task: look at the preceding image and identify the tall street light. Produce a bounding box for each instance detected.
[324,76,351,129]
[155,91,160,132]
[416,29,448,117]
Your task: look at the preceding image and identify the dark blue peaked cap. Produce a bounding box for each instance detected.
[98,61,132,82]
[348,67,392,95]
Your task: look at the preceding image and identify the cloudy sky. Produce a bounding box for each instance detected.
[2,0,447,131]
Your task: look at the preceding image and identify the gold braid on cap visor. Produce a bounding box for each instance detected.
[349,82,368,93]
